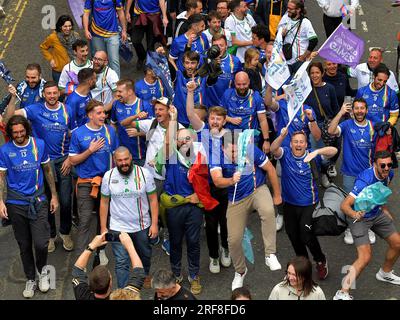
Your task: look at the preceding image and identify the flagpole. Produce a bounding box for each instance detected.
[232,182,238,205]
[317,23,343,54]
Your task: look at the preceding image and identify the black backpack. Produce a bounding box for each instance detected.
[312,184,348,236]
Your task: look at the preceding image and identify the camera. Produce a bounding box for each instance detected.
[197,45,223,78]
[105,232,120,242]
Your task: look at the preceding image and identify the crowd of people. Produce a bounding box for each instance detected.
[0,0,400,301]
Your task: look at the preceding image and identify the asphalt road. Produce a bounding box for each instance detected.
[0,0,399,301]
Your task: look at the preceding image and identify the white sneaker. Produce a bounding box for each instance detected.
[217,224,221,234]
[38,268,50,293]
[276,214,284,231]
[265,254,282,271]
[99,249,109,266]
[220,247,232,268]
[376,268,400,285]
[327,165,337,177]
[333,290,353,300]
[321,174,331,188]
[368,229,376,244]
[344,228,354,245]
[23,280,36,299]
[231,268,247,291]
[209,257,220,274]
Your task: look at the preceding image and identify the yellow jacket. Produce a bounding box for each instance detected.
[39,31,70,72]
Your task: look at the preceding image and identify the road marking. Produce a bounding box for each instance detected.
[358,5,364,16]
[0,0,28,59]
[361,21,368,32]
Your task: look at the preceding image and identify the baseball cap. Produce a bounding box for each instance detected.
[151,97,171,107]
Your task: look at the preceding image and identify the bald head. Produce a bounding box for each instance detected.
[114,147,133,175]
[235,71,250,96]
[93,50,108,73]
[114,146,130,156]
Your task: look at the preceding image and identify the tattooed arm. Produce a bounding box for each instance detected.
[42,162,59,214]
[0,170,7,219]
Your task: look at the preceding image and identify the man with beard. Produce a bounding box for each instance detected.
[186,80,231,274]
[0,115,59,298]
[58,39,92,97]
[356,64,399,126]
[277,0,318,74]
[91,51,119,109]
[334,150,400,300]
[99,147,158,289]
[110,79,153,166]
[224,0,256,63]
[65,68,97,128]
[271,129,337,281]
[69,100,119,263]
[204,34,242,108]
[15,81,75,253]
[169,14,209,73]
[328,98,380,246]
[348,48,399,93]
[221,71,271,153]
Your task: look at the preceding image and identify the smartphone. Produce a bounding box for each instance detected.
[105,232,120,242]
[344,96,353,105]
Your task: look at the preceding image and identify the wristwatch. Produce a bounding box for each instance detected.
[86,245,94,252]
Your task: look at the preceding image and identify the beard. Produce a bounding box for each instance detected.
[117,162,134,176]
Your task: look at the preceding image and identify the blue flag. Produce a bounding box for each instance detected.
[242,228,254,264]
[0,60,15,84]
[146,51,174,98]
[354,182,392,213]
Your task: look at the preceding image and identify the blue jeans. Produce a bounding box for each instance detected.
[48,158,73,237]
[91,34,120,77]
[167,204,203,279]
[111,228,152,288]
[342,175,356,194]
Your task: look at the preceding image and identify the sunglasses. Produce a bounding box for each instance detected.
[177,136,192,142]
[379,163,393,169]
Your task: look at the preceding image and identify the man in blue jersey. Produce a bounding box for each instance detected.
[82,0,127,77]
[125,0,168,71]
[69,99,119,261]
[221,71,271,153]
[111,79,153,166]
[328,98,378,246]
[169,14,210,72]
[186,80,231,274]
[210,130,282,291]
[0,64,45,113]
[15,81,75,253]
[135,66,165,103]
[356,64,399,126]
[0,115,59,298]
[205,34,242,107]
[66,68,97,129]
[172,51,207,127]
[334,150,400,300]
[271,128,338,281]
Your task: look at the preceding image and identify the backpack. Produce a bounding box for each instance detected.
[312,184,348,236]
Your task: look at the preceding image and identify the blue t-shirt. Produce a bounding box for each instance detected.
[277,147,319,206]
[84,0,123,37]
[23,102,75,160]
[134,0,160,13]
[338,119,374,177]
[351,167,394,219]
[173,71,206,126]
[210,145,268,202]
[205,54,242,107]
[356,84,399,123]
[110,98,153,160]
[196,123,225,166]
[135,79,165,103]
[164,153,194,197]
[69,124,119,178]
[275,100,314,149]
[0,137,50,205]
[65,90,92,128]
[20,84,43,108]
[221,88,265,132]
[169,33,209,72]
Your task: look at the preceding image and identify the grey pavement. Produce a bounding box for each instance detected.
[0,0,400,301]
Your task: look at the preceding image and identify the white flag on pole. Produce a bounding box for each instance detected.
[283,60,312,126]
[265,28,291,90]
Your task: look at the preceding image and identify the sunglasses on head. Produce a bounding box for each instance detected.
[379,163,393,169]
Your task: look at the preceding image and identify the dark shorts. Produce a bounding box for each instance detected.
[347,212,397,247]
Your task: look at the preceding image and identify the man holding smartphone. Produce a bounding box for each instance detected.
[100,146,159,290]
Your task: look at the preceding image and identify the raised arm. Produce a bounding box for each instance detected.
[186,80,204,131]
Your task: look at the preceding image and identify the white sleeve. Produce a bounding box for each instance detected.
[101,170,112,196]
[224,16,235,35]
[107,69,119,91]
[138,119,152,133]
[143,168,157,193]
[58,65,69,89]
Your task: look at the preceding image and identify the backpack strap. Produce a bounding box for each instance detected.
[145,118,159,149]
